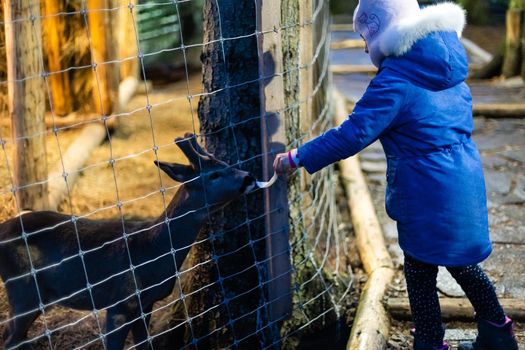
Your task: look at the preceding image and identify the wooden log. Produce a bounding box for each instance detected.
[340,151,394,273]
[336,93,393,274]
[461,38,493,64]
[334,91,395,350]
[42,0,73,117]
[331,64,484,76]
[387,297,525,321]
[331,39,366,50]
[87,0,119,116]
[469,50,504,80]
[47,112,116,129]
[45,112,100,128]
[349,267,395,350]
[331,24,355,31]
[4,0,49,211]
[502,9,523,78]
[473,103,525,117]
[118,76,139,110]
[47,124,107,211]
[331,65,378,74]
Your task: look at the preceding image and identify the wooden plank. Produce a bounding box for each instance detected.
[387,297,525,321]
[331,39,366,50]
[4,0,49,211]
[331,64,484,75]
[256,0,292,322]
[334,91,395,350]
[331,65,378,74]
[473,103,525,117]
[42,0,73,117]
[331,23,355,32]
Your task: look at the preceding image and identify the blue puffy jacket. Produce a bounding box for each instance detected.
[298,32,491,266]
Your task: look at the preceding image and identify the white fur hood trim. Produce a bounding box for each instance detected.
[379,2,466,57]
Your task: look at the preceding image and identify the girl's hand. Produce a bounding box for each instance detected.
[273,149,300,174]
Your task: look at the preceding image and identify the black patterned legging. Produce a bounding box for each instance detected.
[404,254,506,347]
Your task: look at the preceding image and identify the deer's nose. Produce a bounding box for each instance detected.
[240,174,256,194]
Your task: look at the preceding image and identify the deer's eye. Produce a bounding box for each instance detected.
[209,172,221,180]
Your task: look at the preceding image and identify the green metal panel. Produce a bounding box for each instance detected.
[136,0,203,66]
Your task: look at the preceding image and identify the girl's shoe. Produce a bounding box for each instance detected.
[411,327,449,350]
[410,328,449,350]
[458,316,519,350]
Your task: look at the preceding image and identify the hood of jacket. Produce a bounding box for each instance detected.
[381,29,469,91]
[354,2,468,91]
[378,3,468,91]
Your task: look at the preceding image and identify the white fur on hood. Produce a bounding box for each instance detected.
[379,2,466,58]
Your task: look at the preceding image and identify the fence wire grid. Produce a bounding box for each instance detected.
[0,0,355,349]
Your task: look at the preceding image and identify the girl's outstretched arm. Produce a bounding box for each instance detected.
[297,74,407,174]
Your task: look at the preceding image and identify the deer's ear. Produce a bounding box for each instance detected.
[154,161,196,183]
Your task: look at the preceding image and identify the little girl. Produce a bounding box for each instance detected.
[274,1,520,349]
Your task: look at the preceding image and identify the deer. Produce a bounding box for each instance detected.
[0,133,256,350]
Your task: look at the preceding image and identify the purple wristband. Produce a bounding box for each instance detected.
[288,151,297,168]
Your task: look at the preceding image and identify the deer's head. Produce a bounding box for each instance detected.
[154,133,256,210]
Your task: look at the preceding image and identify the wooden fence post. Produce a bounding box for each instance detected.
[502,9,524,78]
[118,0,139,81]
[87,0,119,116]
[300,0,314,133]
[4,0,49,211]
[257,0,293,323]
[42,0,73,117]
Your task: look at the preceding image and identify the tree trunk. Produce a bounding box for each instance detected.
[473,1,525,79]
[152,1,269,348]
[279,0,342,347]
[151,1,347,347]
[4,0,49,211]
[502,9,523,78]
[522,9,525,79]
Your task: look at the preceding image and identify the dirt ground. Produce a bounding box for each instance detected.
[0,76,203,349]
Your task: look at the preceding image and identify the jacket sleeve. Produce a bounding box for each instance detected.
[298,74,407,174]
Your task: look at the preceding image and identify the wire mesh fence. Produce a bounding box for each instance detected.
[0,0,354,349]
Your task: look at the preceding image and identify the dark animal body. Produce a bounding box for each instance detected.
[0,134,255,350]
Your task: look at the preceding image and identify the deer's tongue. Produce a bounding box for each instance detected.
[256,172,278,189]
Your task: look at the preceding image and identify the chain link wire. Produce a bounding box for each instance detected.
[0,1,354,348]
